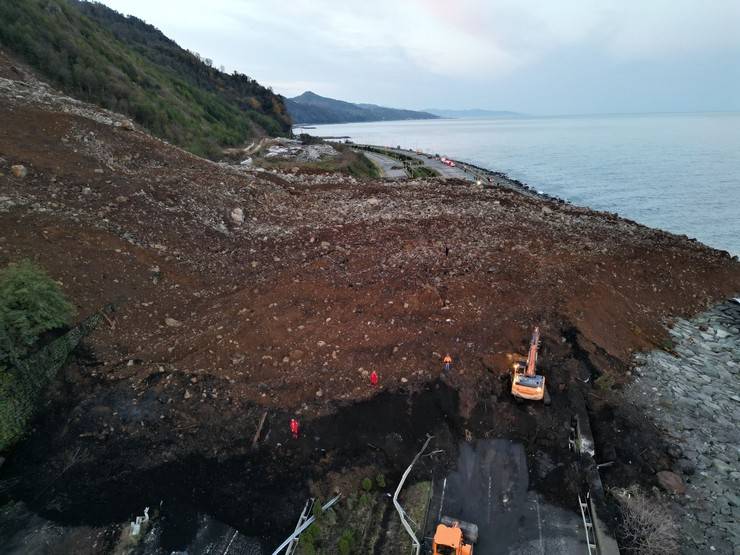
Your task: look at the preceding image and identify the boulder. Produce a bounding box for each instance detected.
[656,470,686,494]
[164,317,182,327]
[230,207,245,225]
[11,165,27,178]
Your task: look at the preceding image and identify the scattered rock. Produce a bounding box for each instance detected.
[656,470,686,494]
[164,317,182,327]
[11,164,27,178]
[315,389,323,398]
[184,390,192,400]
[115,195,128,203]
[230,207,244,225]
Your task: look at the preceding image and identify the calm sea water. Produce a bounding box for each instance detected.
[311,113,740,255]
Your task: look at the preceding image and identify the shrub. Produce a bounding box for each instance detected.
[361,477,373,492]
[337,529,355,555]
[375,473,386,489]
[613,486,679,555]
[0,260,74,359]
[595,371,616,391]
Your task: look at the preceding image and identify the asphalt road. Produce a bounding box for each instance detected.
[424,439,587,555]
[361,150,407,179]
[381,147,474,180]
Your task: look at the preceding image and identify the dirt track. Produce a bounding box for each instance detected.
[1,51,740,553]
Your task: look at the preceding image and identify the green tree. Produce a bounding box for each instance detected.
[0,260,74,359]
[0,261,75,450]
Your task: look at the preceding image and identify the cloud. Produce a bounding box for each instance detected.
[97,0,740,111]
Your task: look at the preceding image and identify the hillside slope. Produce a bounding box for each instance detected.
[286,91,438,124]
[0,0,291,158]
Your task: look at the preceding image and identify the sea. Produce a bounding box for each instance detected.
[309,112,740,256]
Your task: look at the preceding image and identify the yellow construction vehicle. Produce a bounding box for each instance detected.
[511,326,549,403]
[432,516,478,555]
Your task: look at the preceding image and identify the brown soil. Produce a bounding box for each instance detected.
[1,51,739,552]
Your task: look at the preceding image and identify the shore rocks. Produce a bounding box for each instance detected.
[628,299,740,554]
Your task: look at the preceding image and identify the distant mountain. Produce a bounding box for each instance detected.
[425,108,523,118]
[286,91,438,124]
[0,0,291,158]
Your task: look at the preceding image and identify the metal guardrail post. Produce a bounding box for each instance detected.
[393,435,433,555]
[271,494,341,555]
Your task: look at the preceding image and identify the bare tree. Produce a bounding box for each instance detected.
[613,486,679,555]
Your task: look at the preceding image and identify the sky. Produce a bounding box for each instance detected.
[98,0,740,115]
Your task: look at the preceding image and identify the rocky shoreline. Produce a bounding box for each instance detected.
[628,299,740,554]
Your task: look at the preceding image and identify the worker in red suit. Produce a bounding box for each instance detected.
[443,354,452,371]
[290,418,299,439]
[370,370,379,386]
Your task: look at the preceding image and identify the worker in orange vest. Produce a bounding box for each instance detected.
[443,354,452,371]
[290,418,300,439]
[370,370,379,386]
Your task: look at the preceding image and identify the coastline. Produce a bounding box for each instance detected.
[309,112,740,257]
[345,140,739,260]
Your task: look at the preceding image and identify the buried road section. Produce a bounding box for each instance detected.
[424,439,586,555]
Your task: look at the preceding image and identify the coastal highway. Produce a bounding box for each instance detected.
[424,439,586,555]
[362,150,407,179]
[353,144,542,199]
[381,147,475,180]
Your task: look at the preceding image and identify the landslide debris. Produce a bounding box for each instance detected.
[1,50,739,552]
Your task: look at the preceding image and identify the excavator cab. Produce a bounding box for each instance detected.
[511,326,548,402]
[432,516,477,555]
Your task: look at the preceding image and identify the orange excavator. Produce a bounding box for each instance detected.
[511,326,550,403]
[432,516,478,555]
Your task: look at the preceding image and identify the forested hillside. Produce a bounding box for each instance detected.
[0,0,291,157]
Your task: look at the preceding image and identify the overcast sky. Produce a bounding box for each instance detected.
[98,0,740,115]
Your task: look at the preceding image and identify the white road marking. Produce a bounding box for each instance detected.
[534,497,545,554]
[487,475,492,524]
[438,477,447,522]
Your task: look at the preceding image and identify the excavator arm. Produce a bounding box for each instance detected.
[526,326,540,377]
